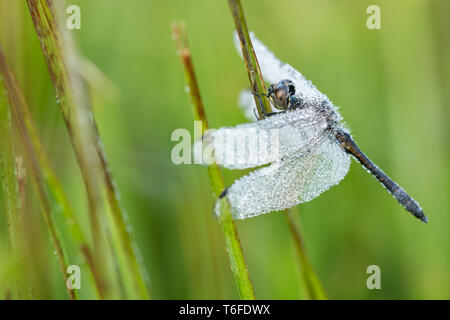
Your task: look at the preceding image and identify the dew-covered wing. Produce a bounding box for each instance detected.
[221,133,351,219]
[234,32,328,106]
[200,107,329,169]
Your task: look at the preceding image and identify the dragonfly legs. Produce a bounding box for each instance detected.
[251,91,279,119]
[219,187,229,199]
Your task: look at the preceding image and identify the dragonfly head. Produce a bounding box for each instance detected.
[267,79,296,110]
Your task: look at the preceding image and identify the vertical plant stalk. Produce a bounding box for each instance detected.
[286,208,327,299]
[227,0,273,117]
[0,52,31,300]
[26,0,151,299]
[1,49,105,298]
[172,23,255,300]
[227,0,327,299]
[54,0,150,299]
[14,156,34,299]
[0,47,77,300]
[26,0,104,264]
[0,51,19,258]
[15,157,26,225]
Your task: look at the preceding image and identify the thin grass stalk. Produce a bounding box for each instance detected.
[15,157,26,233]
[286,208,327,299]
[172,22,255,300]
[26,0,104,266]
[3,55,106,298]
[0,88,18,250]
[0,48,77,300]
[91,117,151,299]
[30,9,115,296]
[14,156,34,299]
[0,52,31,300]
[0,52,19,262]
[51,0,150,299]
[227,0,273,116]
[26,0,151,299]
[227,0,327,300]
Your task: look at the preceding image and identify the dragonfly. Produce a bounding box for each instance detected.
[206,32,427,223]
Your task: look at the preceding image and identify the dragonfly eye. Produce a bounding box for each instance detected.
[288,84,295,96]
[267,81,291,110]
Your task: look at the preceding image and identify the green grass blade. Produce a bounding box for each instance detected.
[227,0,273,116]
[4,57,106,298]
[0,51,32,300]
[286,208,327,299]
[172,23,255,300]
[228,0,327,300]
[27,0,105,256]
[0,47,77,300]
[26,0,151,299]
[0,52,19,264]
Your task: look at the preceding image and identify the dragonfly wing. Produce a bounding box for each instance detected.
[201,107,329,169]
[234,32,328,106]
[238,89,258,121]
[222,133,351,219]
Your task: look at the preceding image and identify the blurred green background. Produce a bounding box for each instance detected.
[0,0,448,299]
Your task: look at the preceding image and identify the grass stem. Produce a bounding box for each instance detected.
[0,50,31,300]
[1,48,106,298]
[286,208,327,299]
[0,47,77,300]
[26,0,151,299]
[227,0,273,116]
[172,22,255,300]
[227,0,327,300]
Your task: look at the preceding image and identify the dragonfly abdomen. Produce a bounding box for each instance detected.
[334,130,428,223]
